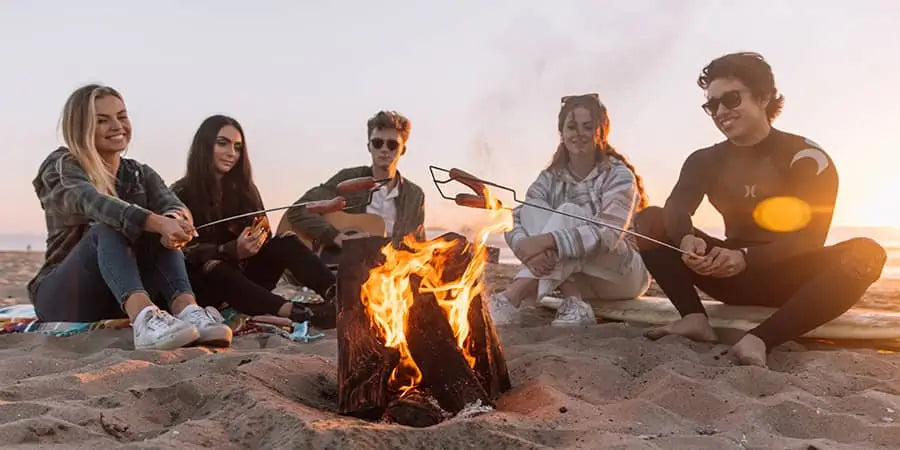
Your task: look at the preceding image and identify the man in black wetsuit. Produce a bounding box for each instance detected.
[635,52,887,367]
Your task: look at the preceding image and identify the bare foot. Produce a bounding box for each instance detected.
[644,313,718,342]
[729,333,768,368]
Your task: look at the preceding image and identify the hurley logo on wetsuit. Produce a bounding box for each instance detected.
[744,185,757,198]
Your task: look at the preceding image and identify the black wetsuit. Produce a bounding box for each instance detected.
[636,128,886,348]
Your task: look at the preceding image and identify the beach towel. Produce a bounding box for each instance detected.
[0,305,324,343]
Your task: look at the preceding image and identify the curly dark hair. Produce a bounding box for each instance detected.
[697,52,785,122]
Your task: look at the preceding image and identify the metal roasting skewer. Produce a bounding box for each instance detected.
[427,165,699,258]
[190,177,393,232]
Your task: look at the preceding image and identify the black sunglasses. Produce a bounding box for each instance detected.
[370,138,400,151]
[701,90,744,116]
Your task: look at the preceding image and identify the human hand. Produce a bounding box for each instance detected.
[236,226,266,259]
[680,234,708,273]
[513,234,554,262]
[153,215,192,250]
[524,249,557,277]
[694,247,747,278]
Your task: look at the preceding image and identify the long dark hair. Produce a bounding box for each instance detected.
[549,94,648,210]
[180,115,263,226]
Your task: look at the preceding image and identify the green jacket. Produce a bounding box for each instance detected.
[286,166,426,247]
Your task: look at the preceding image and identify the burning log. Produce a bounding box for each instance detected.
[336,234,511,427]
[421,234,511,400]
[336,236,398,420]
[406,274,490,413]
[466,289,512,399]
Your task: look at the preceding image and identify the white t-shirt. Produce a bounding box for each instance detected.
[366,182,400,236]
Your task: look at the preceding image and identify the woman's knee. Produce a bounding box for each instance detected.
[268,233,302,250]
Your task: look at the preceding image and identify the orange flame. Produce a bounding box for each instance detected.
[360,185,509,395]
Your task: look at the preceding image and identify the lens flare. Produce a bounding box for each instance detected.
[753,196,812,232]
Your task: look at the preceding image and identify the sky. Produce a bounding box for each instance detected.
[2,0,899,243]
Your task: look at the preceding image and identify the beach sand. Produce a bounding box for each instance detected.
[2,251,899,448]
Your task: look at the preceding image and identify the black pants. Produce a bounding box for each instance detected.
[635,207,887,348]
[189,234,336,316]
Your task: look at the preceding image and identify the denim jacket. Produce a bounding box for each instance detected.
[27,147,189,300]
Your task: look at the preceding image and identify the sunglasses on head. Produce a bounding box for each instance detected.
[701,90,744,116]
[561,93,600,104]
[370,138,400,151]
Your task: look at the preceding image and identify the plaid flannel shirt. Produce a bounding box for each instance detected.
[27,147,189,300]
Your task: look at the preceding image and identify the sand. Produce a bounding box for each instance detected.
[2,252,899,449]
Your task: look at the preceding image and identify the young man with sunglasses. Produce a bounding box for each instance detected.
[285,110,425,258]
[634,52,886,367]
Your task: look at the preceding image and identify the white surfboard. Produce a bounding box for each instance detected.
[539,296,900,340]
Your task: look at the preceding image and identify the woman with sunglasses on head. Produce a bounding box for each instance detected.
[633,52,886,367]
[170,115,338,328]
[489,93,651,327]
[28,84,233,350]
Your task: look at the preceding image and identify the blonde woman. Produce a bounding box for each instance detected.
[490,93,651,326]
[27,84,232,350]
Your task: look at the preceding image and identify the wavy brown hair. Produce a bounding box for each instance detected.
[549,94,648,210]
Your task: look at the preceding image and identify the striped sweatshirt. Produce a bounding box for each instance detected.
[504,157,640,259]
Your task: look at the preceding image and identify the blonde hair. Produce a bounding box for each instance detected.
[59,84,125,196]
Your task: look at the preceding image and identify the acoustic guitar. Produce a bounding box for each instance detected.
[275,210,387,267]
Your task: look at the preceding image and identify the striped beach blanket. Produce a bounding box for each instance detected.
[0,305,324,343]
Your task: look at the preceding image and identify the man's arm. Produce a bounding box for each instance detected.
[663,150,710,245]
[285,170,346,246]
[744,147,838,267]
[411,189,425,241]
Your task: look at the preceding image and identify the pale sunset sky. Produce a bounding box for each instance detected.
[1,1,899,242]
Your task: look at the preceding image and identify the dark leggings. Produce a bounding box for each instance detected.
[635,207,887,348]
[189,234,336,316]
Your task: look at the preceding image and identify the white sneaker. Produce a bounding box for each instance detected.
[132,306,200,350]
[488,292,522,326]
[176,305,233,347]
[551,296,595,327]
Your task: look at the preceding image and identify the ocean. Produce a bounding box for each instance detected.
[3,227,899,280]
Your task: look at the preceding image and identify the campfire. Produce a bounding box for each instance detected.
[336,197,511,427]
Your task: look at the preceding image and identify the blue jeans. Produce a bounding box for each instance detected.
[33,224,194,322]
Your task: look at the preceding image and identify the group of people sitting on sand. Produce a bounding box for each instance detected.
[26,51,887,367]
